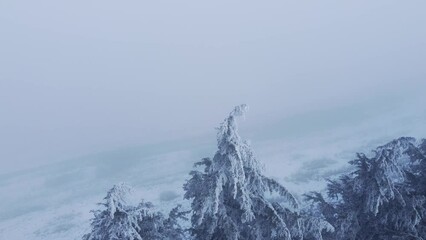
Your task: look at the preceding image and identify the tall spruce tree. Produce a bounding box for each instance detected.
[184,105,331,240]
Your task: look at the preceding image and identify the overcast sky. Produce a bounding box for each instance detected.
[1,0,426,173]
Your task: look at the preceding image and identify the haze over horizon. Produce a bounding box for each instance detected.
[1,0,426,173]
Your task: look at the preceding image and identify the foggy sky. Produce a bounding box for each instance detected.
[1,0,426,173]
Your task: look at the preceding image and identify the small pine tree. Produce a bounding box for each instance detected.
[135,202,188,240]
[184,105,331,240]
[84,183,188,240]
[83,183,143,240]
[162,205,190,239]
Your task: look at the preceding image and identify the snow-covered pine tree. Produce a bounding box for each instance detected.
[406,138,426,237]
[408,139,426,197]
[184,104,330,240]
[161,205,190,239]
[83,183,143,240]
[133,200,167,240]
[83,183,188,240]
[306,137,426,240]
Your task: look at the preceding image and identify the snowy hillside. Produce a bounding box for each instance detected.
[1,103,425,239]
[2,0,426,238]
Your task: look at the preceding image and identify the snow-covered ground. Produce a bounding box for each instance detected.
[1,101,425,239]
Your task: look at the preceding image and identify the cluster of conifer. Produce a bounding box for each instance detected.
[83,105,426,240]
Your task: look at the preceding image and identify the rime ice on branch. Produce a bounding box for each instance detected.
[306,137,426,240]
[83,183,143,240]
[184,105,328,240]
[83,183,187,240]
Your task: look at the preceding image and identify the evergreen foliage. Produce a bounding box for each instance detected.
[83,183,187,240]
[83,183,143,240]
[184,105,332,240]
[306,137,426,240]
[83,106,426,240]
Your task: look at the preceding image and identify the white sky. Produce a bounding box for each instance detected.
[1,0,426,172]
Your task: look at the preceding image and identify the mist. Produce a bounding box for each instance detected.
[1,0,426,173]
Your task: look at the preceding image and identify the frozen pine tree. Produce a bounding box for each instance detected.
[161,205,190,239]
[133,202,188,240]
[406,138,426,237]
[83,183,188,240]
[83,183,143,240]
[184,105,330,240]
[306,137,426,240]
